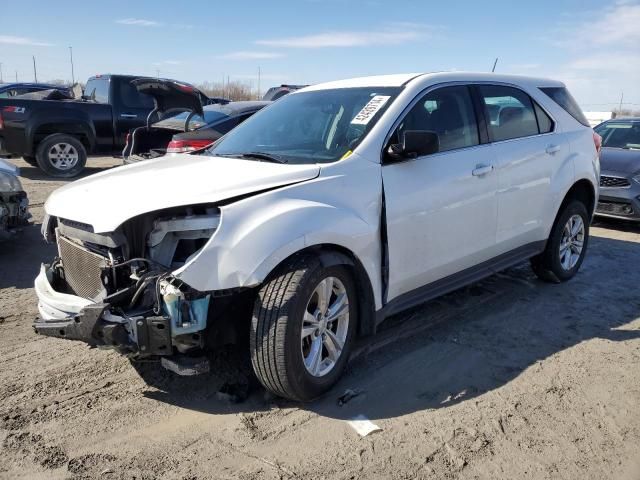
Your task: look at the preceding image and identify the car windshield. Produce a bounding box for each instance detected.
[595,121,640,149]
[207,87,402,164]
[155,110,230,131]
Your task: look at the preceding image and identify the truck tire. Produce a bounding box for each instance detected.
[531,200,589,282]
[36,134,87,178]
[250,254,357,402]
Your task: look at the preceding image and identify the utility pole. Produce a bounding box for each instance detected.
[618,91,624,114]
[32,56,38,82]
[257,66,261,100]
[156,69,160,79]
[15,71,18,82]
[69,46,75,84]
[491,57,498,73]
[0,63,3,83]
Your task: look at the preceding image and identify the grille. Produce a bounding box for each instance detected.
[600,175,630,188]
[57,235,109,300]
[596,201,635,216]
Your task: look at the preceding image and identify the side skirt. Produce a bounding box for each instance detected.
[375,240,546,324]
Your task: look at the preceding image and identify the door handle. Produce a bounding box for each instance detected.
[120,113,138,119]
[472,164,494,177]
[546,144,561,155]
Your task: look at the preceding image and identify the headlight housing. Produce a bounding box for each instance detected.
[0,171,23,192]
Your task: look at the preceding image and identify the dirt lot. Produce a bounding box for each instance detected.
[1,156,639,480]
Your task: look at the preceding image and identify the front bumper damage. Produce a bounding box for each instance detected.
[33,262,211,373]
[0,190,30,238]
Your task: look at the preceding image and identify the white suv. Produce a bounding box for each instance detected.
[34,72,600,401]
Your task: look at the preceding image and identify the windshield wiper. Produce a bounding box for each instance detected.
[238,152,288,163]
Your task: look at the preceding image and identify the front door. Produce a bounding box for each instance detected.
[381,85,498,302]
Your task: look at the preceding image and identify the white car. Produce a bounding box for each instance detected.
[34,72,600,401]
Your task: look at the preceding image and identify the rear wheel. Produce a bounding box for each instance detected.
[250,254,357,402]
[531,200,589,282]
[36,134,87,178]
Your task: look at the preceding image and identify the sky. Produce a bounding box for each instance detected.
[1,0,639,111]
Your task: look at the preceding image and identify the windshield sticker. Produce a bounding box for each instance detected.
[350,96,391,125]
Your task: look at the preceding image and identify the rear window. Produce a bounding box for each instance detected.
[540,87,589,127]
[119,82,154,109]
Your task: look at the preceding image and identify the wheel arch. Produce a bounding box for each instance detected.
[32,122,95,152]
[281,244,377,338]
[560,178,596,218]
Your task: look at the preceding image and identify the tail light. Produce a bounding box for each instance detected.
[166,139,213,153]
[0,111,4,130]
[592,131,602,156]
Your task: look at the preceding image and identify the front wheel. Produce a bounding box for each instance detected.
[531,200,590,282]
[250,255,357,402]
[36,134,87,178]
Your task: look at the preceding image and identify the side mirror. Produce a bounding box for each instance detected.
[387,130,439,161]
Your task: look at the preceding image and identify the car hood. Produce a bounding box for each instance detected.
[599,147,640,175]
[45,155,320,232]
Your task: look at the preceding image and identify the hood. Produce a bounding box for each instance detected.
[45,155,320,232]
[131,78,206,117]
[599,147,640,175]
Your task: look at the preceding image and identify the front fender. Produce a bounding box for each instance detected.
[174,191,383,309]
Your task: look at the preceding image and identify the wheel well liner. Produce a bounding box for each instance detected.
[561,179,596,217]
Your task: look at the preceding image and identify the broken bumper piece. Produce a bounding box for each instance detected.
[32,264,207,366]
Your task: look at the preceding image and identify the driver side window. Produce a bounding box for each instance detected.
[394,85,480,154]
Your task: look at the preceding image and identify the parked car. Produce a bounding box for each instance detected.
[593,117,640,220]
[262,84,307,101]
[33,73,599,401]
[0,158,29,238]
[0,75,207,177]
[0,82,73,99]
[123,100,269,164]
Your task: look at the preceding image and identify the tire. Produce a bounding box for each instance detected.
[531,200,590,282]
[250,254,357,402]
[35,134,87,178]
[22,155,38,167]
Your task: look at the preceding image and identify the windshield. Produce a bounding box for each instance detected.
[207,87,401,164]
[594,121,640,149]
[155,110,230,131]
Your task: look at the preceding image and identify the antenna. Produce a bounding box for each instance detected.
[491,58,498,73]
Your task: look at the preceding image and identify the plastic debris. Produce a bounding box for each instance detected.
[337,388,364,406]
[347,414,382,437]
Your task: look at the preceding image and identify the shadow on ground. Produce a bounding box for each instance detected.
[140,233,640,421]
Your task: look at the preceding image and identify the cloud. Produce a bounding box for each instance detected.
[0,35,53,47]
[256,25,434,48]
[116,18,162,27]
[567,54,640,74]
[219,51,284,60]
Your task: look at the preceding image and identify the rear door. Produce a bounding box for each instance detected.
[112,79,155,148]
[474,84,561,251]
[83,76,116,153]
[382,85,498,301]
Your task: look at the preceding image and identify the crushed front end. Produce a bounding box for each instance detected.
[0,162,30,238]
[33,207,222,372]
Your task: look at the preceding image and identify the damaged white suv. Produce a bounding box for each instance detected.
[34,73,599,401]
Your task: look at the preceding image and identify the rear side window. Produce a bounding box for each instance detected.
[534,103,554,134]
[84,78,110,104]
[540,87,589,127]
[119,82,154,109]
[478,85,539,142]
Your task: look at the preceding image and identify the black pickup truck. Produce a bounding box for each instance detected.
[0,75,208,177]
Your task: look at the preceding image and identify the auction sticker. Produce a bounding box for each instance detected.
[351,95,391,125]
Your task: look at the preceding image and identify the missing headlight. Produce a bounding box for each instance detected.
[147,207,220,268]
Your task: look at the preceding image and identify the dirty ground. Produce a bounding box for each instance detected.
[1,157,639,479]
